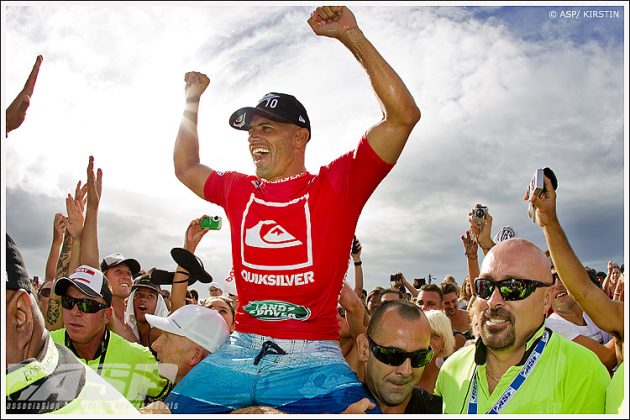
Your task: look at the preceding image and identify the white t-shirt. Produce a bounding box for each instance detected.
[546,311,612,344]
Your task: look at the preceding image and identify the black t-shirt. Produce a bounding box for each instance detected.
[362,384,442,414]
[404,387,443,414]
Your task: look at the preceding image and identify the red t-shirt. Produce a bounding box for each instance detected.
[204,135,392,339]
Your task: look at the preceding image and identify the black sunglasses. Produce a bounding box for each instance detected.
[337,307,346,318]
[61,295,109,313]
[367,336,433,368]
[475,277,552,302]
[38,287,51,298]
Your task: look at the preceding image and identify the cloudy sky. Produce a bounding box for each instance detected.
[3,2,627,298]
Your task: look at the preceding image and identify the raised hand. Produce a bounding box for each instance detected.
[468,204,494,251]
[525,175,558,228]
[6,55,43,135]
[52,212,66,243]
[461,229,478,258]
[307,6,359,39]
[86,156,103,210]
[184,216,210,252]
[64,193,84,239]
[184,71,210,102]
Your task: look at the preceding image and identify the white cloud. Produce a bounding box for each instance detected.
[3,4,626,297]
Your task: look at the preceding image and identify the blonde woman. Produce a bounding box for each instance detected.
[416,310,455,393]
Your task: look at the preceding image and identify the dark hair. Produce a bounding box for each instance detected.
[380,287,404,301]
[367,300,424,337]
[420,284,443,302]
[366,287,384,304]
[440,282,458,296]
[190,289,199,300]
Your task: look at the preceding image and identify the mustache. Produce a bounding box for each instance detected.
[482,308,514,323]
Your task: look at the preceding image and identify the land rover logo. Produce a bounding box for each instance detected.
[244,300,311,321]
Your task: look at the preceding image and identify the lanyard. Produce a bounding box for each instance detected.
[6,338,59,396]
[468,329,550,414]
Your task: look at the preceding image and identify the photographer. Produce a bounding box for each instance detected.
[390,272,419,298]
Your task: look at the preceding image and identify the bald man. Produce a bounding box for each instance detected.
[435,238,610,414]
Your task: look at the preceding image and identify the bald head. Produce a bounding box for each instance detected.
[481,238,553,284]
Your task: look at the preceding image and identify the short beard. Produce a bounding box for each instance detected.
[480,308,515,350]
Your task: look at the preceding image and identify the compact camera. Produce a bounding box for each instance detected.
[200,216,222,230]
[528,168,545,223]
[390,273,402,284]
[529,168,545,198]
[472,206,488,225]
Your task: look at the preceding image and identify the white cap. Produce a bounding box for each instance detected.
[208,281,225,293]
[145,305,229,353]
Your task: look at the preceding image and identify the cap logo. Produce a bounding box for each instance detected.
[298,115,305,124]
[76,266,96,276]
[258,93,280,109]
[233,112,246,128]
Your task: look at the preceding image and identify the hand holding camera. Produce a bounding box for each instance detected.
[390,272,404,290]
[526,167,558,224]
[524,167,559,228]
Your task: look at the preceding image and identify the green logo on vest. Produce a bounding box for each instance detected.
[244,300,311,321]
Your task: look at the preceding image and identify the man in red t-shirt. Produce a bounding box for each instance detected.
[169,6,420,414]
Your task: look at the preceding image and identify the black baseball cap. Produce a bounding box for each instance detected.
[6,234,32,293]
[229,92,311,140]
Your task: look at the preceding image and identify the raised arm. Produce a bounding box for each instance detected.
[6,55,42,136]
[461,229,480,296]
[529,175,624,340]
[80,156,102,269]
[45,213,66,283]
[307,6,420,164]
[399,272,419,298]
[173,72,214,199]
[65,181,88,274]
[170,216,210,312]
[350,236,364,298]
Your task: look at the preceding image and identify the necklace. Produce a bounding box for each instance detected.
[486,368,503,383]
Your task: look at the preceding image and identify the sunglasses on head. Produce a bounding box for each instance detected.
[61,295,109,313]
[38,288,51,298]
[474,277,552,301]
[367,336,433,368]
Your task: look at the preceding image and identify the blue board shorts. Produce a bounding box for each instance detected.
[165,331,380,414]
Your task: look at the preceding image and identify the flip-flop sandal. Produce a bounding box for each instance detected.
[170,247,213,285]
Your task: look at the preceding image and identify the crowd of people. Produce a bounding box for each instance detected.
[5,5,625,416]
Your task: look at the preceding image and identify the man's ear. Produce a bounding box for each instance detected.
[8,290,35,351]
[543,289,552,316]
[102,307,114,323]
[357,333,370,363]
[294,128,309,148]
[190,346,206,366]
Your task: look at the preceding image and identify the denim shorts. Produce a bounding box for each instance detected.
[165,332,380,414]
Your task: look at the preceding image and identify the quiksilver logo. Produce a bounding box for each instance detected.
[233,112,246,128]
[244,300,311,321]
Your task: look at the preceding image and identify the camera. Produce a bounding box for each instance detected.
[200,216,222,230]
[472,206,488,225]
[529,168,545,198]
[351,235,360,254]
[390,273,402,287]
[413,277,426,289]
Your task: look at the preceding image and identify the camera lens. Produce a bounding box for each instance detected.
[475,208,484,218]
